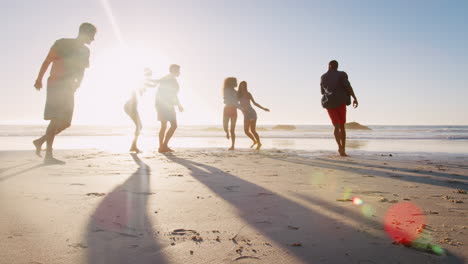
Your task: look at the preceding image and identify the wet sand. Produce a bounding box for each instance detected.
[0,149,467,263]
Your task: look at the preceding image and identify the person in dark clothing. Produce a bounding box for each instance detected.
[33,23,97,164]
[320,60,358,156]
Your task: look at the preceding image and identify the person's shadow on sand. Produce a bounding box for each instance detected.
[164,153,464,264]
[0,164,45,183]
[267,155,468,191]
[86,153,167,264]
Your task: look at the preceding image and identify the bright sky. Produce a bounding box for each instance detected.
[1,0,467,125]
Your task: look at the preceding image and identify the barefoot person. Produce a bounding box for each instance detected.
[320,60,358,156]
[33,23,97,164]
[124,68,156,153]
[222,77,239,150]
[155,64,183,153]
[238,81,270,150]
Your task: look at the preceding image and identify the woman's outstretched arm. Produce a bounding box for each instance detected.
[250,93,270,112]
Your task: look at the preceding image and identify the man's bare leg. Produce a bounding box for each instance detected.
[33,137,45,157]
[163,120,178,152]
[33,123,68,157]
[333,124,343,155]
[339,124,347,156]
[43,120,66,164]
[158,121,168,153]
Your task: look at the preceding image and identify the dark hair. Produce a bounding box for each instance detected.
[238,81,248,99]
[169,64,180,73]
[223,77,237,96]
[329,60,338,70]
[79,22,97,36]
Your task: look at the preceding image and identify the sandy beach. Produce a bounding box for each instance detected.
[0,148,467,263]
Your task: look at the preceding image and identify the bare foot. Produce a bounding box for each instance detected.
[158,146,171,153]
[158,147,167,153]
[339,148,348,156]
[33,139,43,157]
[226,133,230,140]
[228,146,235,151]
[250,141,257,148]
[256,143,262,150]
[167,147,175,152]
[44,156,66,165]
[129,146,141,153]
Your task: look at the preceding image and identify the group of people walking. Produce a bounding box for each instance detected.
[32,22,358,164]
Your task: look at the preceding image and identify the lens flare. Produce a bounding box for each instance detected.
[430,245,445,256]
[361,204,375,218]
[384,202,425,245]
[411,228,446,255]
[352,197,363,205]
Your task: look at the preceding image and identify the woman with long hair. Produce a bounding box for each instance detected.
[222,77,239,150]
[238,81,270,150]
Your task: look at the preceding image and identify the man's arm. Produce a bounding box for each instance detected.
[34,49,55,90]
[175,96,184,112]
[342,73,358,108]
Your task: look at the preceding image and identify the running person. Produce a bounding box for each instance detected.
[238,81,270,150]
[33,23,97,164]
[222,77,239,150]
[124,68,156,153]
[320,60,358,156]
[155,64,183,153]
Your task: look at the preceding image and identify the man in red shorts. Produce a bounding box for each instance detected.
[321,60,358,156]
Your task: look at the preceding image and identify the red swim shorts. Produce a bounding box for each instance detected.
[224,106,237,118]
[327,104,347,125]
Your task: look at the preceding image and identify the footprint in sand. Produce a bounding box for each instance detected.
[86,192,106,197]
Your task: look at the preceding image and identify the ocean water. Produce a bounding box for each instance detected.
[1,125,468,154]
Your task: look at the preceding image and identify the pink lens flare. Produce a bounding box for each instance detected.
[352,197,363,205]
[384,202,425,245]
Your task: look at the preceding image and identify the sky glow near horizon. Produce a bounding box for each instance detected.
[1,0,467,126]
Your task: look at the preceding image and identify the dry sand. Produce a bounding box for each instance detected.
[0,148,467,263]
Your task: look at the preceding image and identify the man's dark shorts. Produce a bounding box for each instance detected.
[44,79,75,126]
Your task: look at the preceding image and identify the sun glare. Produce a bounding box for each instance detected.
[75,46,171,125]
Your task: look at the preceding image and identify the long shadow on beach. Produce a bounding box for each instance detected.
[0,162,32,174]
[316,158,468,181]
[266,155,467,191]
[164,153,463,263]
[0,164,44,183]
[349,156,468,170]
[86,154,167,264]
